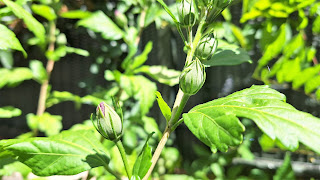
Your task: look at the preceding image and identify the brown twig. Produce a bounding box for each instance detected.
[36,21,56,116]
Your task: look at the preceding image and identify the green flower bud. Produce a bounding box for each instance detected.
[179,59,206,95]
[114,10,128,28]
[93,102,123,141]
[195,34,218,61]
[178,0,197,27]
[205,0,233,23]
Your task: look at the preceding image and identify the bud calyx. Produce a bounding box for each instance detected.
[179,59,206,95]
[92,101,123,141]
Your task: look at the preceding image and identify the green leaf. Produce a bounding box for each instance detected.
[129,42,153,72]
[305,76,320,94]
[31,4,56,21]
[132,132,154,179]
[46,45,89,61]
[183,85,320,153]
[0,106,22,118]
[155,91,171,122]
[203,41,252,67]
[257,23,287,68]
[312,16,320,34]
[274,153,296,180]
[46,91,82,108]
[3,0,46,45]
[0,67,33,88]
[0,50,14,69]
[26,112,62,136]
[77,11,124,40]
[60,10,92,19]
[156,0,179,25]
[0,24,27,57]
[0,157,31,177]
[2,130,109,176]
[134,65,181,86]
[29,60,48,84]
[120,75,157,116]
[292,65,320,89]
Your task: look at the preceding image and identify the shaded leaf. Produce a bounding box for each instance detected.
[274,153,296,180]
[155,91,171,122]
[3,0,46,45]
[132,132,154,179]
[203,41,252,67]
[77,11,124,40]
[2,130,109,176]
[0,106,22,118]
[183,85,320,153]
[0,24,26,57]
[0,157,31,177]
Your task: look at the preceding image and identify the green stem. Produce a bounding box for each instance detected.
[185,19,206,65]
[143,19,206,180]
[168,89,190,127]
[104,165,122,180]
[143,89,189,180]
[115,140,132,179]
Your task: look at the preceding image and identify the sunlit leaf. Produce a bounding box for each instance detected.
[292,65,320,89]
[31,4,56,21]
[60,10,92,19]
[183,85,320,153]
[26,112,62,136]
[134,65,181,86]
[120,75,157,116]
[0,24,26,57]
[155,91,171,122]
[29,60,48,84]
[77,11,124,40]
[3,0,46,45]
[1,130,110,176]
[0,106,22,118]
[0,68,33,88]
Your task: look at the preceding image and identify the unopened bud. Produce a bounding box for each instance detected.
[93,102,123,141]
[114,10,128,28]
[205,0,233,23]
[178,0,197,27]
[195,34,218,61]
[179,59,206,95]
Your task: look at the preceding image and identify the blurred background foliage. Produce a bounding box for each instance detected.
[0,0,320,179]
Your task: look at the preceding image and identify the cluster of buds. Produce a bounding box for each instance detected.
[195,34,218,61]
[179,58,206,95]
[92,101,123,141]
[177,0,233,26]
